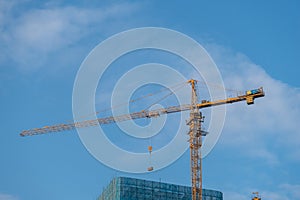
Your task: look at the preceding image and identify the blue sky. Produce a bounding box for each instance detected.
[1,0,300,200]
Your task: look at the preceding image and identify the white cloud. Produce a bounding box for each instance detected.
[0,2,140,70]
[10,4,137,52]
[280,184,300,199]
[0,193,18,200]
[205,43,300,164]
[258,184,300,200]
[224,185,300,200]
[223,191,249,200]
[259,191,288,200]
[0,0,16,24]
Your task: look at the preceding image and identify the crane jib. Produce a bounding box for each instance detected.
[20,87,264,137]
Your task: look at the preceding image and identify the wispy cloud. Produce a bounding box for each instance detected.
[205,43,300,164]
[0,193,18,200]
[280,184,300,199]
[260,192,289,200]
[0,1,140,71]
[224,184,300,200]
[223,191,249,200]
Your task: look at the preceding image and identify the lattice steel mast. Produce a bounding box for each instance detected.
[187,79,205,200]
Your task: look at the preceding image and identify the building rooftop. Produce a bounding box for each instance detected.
[98,177,223,200]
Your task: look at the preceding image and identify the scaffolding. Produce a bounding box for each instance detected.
[98,177,223,200]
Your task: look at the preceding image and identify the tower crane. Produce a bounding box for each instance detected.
[20,79,265,200]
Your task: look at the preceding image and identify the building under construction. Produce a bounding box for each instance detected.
[97,177,223,200]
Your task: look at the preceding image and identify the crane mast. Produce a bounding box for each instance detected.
[20,80,265,200]
[188,79,204,200]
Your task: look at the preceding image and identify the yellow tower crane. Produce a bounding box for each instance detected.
[20,79,265,200]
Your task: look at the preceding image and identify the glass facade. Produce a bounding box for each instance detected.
[98,177,223,200]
